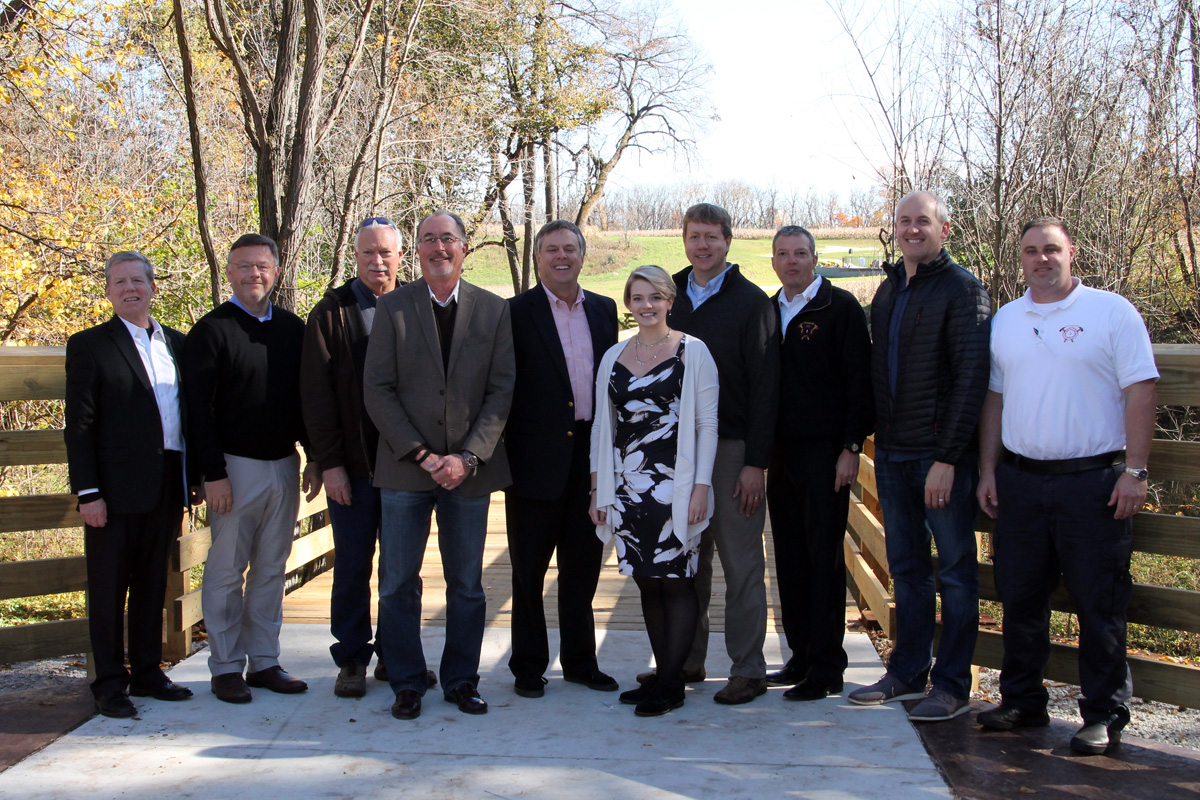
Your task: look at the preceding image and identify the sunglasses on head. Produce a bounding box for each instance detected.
[360,216,396,229]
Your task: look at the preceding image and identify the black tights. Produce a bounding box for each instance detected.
[634,575,698,691]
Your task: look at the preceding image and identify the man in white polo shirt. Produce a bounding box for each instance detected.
[975,216,1158,755]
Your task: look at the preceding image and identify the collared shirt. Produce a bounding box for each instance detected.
[543,282,594,421]
[686,263,730,309]
[428,279,461,308]
[229,293,273,322]
[350,277,378,334]
[778,275,823,338]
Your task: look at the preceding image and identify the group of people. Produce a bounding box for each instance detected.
[65,192,1156,756]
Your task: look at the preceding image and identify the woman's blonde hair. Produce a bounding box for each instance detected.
[623,264,676,306]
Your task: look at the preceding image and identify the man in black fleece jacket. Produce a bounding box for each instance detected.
[184,233,322,704]
[766,226,873,703]
[848,191,991,722]
[658,203,779,705]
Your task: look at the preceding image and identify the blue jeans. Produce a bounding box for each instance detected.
[327,478,382,667]
[875,455,979,699]
[378,487,490,696]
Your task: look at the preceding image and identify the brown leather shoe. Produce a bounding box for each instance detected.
[713,676,767,705]
[246,665,308,694]
[211,672,252,704]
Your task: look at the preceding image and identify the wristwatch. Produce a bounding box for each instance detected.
[1124,466,1149,482]
[844,442,862,454]
[460,451,479,474]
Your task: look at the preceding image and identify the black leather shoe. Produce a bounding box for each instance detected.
[211,672,252,704]
[514,676,548,698]
[1070,721,1122,755]
[765,666,802,687]
[619,679,656,705]
[445,682,488,714]
[246,666,308,694]
[391,689,422,720]
[95,693,137,718]
[783,678,843,702]
[636,666,705,685]
[977,704,1051,731]
[130,680,193,702]
[563,669,619,692]
[634,685,685,717]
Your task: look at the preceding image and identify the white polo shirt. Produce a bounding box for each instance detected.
[989,279,1158,460]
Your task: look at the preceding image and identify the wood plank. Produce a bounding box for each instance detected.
[847,495,888,574]
[1153,343,1200,406]
[0,618,90,662]
[970,627,1200,710]
[0,429,67,467]
[175,586,203,631]
[972,560,1200,634]
[0,556,87,600]
[858,454,877,501]
[0,494,78,533]
[0,346,66,401]
[1148,439,1200,484]
[1133,512,1200,559]
[176,525,213,572]
[284,525,335,574]
[845,534,895,639]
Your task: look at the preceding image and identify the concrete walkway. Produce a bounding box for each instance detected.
[0,624,949,799]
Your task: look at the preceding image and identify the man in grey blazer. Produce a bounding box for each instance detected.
[363,209,515,721]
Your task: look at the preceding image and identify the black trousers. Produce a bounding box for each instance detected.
[993,461,1134,727]
[766,438,850,685]
[85,451,184,699]
[504,427,603,678]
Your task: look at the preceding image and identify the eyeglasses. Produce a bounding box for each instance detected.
[419,235,462,247]
[360,216,397,229]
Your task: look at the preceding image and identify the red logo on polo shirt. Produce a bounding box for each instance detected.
[798,322,819,340]
[1060,325,1084,342]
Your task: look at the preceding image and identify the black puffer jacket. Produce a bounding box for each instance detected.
[870,249,991,464]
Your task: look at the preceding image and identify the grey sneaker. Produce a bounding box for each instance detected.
[847,673,926,705]
[907,688,970,721]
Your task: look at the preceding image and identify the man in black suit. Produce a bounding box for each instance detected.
[504,220,619,699]
[65,251,195,718]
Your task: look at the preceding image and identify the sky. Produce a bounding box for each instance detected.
[608,0,889,197]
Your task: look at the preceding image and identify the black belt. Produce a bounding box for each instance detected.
[1002,449,1124,475]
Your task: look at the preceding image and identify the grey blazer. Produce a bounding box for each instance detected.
[363,278,515,497]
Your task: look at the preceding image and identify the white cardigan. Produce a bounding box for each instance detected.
[590,335,719,550]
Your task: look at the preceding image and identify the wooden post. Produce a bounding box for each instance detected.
[161,510,191,662]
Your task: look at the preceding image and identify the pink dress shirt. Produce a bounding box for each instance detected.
[543,283,594,421]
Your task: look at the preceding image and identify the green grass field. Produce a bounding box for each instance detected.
[461,234,885,301]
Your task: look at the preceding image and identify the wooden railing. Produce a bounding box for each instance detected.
[0,346,333,665]
[845,343,1200,709]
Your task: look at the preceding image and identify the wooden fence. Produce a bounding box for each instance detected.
[0,346,333,665]
[845,343,1200,709]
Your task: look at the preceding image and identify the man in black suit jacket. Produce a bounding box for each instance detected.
[504,220,619,698]
[64,251,194,718]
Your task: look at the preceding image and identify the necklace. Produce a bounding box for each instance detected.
[633,329,672,365]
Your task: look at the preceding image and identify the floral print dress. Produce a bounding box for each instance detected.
[606,338,697,578]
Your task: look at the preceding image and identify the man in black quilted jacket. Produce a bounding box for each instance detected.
[847,191,992,722]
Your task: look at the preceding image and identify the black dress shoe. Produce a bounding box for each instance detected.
[211,672,252,704]
[1070,721,1122,755]
[977,704,1051,731]
[374,661,438,689]
[563,669,619,692]
[765,666,802,687]
[619,678,656,705]
[783,678,843,702]
[391,689,422,720]
[634,685,685,717]
[636,666,705,685]
[130,680,194,702]
[246,666,308,694]
[514,676,548,698]
[95,693,137,718]
[445,682,488,715]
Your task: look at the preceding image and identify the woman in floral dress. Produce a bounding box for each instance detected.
[590,265,719,716]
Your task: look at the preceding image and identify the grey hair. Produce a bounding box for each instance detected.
[534,219,587,256]
[417,209,468,241]
[897,191,950,224]
[773,225,816,254]
[623,264,676,306]
[104,251,154,285]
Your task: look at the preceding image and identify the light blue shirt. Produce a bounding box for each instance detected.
[229,293,273,322]
[686,264,730,309]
